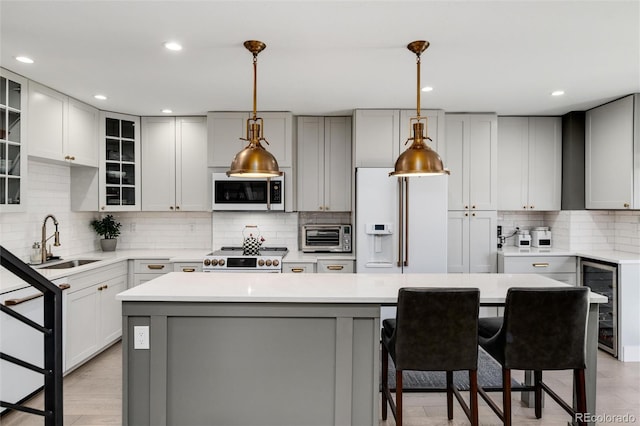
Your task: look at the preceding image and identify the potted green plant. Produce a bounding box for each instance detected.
[90,214,122,251]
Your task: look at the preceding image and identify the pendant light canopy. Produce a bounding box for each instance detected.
[227,40,283,178]
[390,41,449,177]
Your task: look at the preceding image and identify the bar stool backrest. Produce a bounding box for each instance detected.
[394,287,480,371]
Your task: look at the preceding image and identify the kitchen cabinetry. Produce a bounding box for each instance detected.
[65,261,126,372]
[498,254,577,285]
[207,111,293,168]
[297,116,351,211]
[586,94,640,209]
[353,109,445,168]
[0,69,27,212]
[282,262,316,273]
[99,111,141,211]
[131,259,171,287]
[173,262,202,273]
[141,116,208,211]
[498,116,562,211]
[444,114,497,211]
[448,210,497,273]
[27,82,99,167]
[317,259,354,273]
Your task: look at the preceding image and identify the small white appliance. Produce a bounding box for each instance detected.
[212,173,284,211]
[514,230,532,247]
[531,227,552,248]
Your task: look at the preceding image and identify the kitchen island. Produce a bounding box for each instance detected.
[117,273,606,426]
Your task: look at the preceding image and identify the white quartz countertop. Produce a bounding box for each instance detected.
[499,247,640,264]
[116,272,607,304]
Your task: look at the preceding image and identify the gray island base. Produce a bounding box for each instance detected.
[117,272,605,426]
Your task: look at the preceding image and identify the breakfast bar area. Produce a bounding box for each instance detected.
[117,272,606,426]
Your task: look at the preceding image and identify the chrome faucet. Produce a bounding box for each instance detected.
[41,214,61,263]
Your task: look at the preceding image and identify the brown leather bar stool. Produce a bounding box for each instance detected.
[477,287,590,426]
[381,288,480,426]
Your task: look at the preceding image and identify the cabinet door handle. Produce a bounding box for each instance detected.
[523,206,527,209]
[532,263,549,268]
[4,292,43,306]
[530,205,535,209]
[472,213,476,217]
[291,268,304,273]
[624,202,630,208]
[327,265,344,271]
[59,284,70,290]
[176,206,180,210]
[98,286,103,291]
[472,205,476,209]
[181,268,196,272]
[170,206,174,210]
[147,264,165,270]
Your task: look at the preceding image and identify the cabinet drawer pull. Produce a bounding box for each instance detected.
[624,202,630,208]
[4,292,43,306]
[182,268,196,272]
[532,263,549,268]
[58,283,71,290]
[291,268,305,273]
[327,265,344,271]
[147,264,165,270]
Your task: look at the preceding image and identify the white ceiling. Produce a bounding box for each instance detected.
[1,0,638,117]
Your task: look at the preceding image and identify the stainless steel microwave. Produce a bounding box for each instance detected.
[212,173,284,211]
[302,224,352,253]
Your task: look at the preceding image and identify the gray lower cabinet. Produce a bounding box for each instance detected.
[173,262,203,273]
[122,301,379,425]
[65,261,127,372]
[317,259,354,273]
[282,262,316,273]
[131,259,171,287]
[498,254,577,285]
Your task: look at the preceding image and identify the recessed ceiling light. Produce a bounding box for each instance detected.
[421,86,434,92]
[551,90,565,96]
[164,42,182,51]
[16,56,34,64]
[94,94,107,100]
[161,109,173,114]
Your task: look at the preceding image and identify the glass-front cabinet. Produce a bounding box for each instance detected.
[100,111,140,211]
[0,69,27,212]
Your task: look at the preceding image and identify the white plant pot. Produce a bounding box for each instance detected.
[100,238,117,252]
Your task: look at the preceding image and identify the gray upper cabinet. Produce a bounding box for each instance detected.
[444,114,497,211]
[297,116,352,212]
[498,116,562,211]
[586,94,639,210]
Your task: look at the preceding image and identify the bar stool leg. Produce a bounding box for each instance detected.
[503,367,512,426]
[396,370,403,426]
[382,345,388,420]
[446,370,454,420]
[469,370,479,426]
[575,369,587,426]
[535,370,543,419]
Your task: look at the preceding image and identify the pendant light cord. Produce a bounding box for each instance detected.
[416,53,421,119]
[252,53,258,120]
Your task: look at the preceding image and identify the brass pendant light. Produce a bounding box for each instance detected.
[227,40,283,178]
[389,40,449,177]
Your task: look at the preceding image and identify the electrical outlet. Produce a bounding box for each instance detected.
[130,222,136,232]
[134,326,149,350]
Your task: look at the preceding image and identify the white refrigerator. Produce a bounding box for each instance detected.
[355,168,448,320]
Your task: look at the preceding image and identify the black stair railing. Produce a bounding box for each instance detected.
[0,245,63,425]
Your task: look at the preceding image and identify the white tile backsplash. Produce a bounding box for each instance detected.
[2,159,639,264]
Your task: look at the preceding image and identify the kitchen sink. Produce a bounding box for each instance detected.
[39,259,101,269]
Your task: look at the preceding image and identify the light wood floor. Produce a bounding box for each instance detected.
[1,342,639,426]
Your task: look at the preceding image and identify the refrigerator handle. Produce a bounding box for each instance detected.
[404,178,409,267]
[397,177,403,267]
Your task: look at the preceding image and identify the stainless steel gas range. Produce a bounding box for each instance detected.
[202,247,289,273]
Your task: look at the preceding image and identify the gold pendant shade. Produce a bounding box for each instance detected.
[227,40,283,178]
[389,41,449,177]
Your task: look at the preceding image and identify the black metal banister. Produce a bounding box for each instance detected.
[0,245,63,425]
[0,352,50,375]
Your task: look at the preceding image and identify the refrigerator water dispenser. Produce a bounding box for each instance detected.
[364,223,394,267]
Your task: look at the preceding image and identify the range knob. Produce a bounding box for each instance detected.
[266,259,272,266]
[211,259,219,266]
[218,259,225,266]
[204,259,211,266]
[273,259,279,267]
[258,259,265,266]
